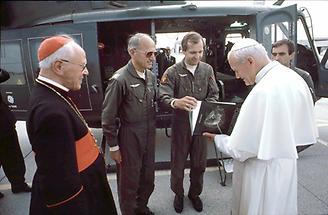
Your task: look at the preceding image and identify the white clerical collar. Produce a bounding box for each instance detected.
[255,61,279,84]
[185,62,197,75]
[136,70,145,80]
[37,75,69,92]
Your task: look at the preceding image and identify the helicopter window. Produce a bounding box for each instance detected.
[225,33,243,45]
[156,32,187,63]
[263,21,292,56]
[28,38,43,79]
[154,32,207,80]
[0,40,26,85]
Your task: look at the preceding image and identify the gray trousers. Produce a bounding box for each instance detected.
[117,124,155,215]
[170,120,207,197]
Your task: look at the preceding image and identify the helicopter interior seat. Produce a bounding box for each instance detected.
[155,48,168,80]
[216,41,248,103]
[296,43,318,85]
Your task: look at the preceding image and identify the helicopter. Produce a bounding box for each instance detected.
[1,0,327,131]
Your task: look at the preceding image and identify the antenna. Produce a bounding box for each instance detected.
[273,0,285,6]
[300,7,314,40]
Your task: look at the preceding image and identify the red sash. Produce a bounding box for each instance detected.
[75,131,99,172]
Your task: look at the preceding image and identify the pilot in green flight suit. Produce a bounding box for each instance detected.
[102,33,157,215]
[159,32,220,213]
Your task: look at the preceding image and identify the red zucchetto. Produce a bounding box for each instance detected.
[38,35,73,61]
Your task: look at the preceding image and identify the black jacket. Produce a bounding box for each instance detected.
[0,69,16,135]
[294,67,317,103]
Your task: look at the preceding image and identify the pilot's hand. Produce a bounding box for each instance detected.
[174,96,197,111]
[203,132,217,140]
[110,150,122,164]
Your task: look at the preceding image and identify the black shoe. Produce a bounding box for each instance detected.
[0,192,4,199]
[135,206,154,215]
[188,194,203,212]
[173,195,184,213]
[12,183,32,194]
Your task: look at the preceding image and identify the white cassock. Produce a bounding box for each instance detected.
[214,61,318,215]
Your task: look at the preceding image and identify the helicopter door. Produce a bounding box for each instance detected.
[255,4,328,97]
[1,35,31,120]
[255,4,297,53]
[0,22,103,126]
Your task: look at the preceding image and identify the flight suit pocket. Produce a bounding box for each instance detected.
[127,83,144,103]
[177,75,191,95]
[194,79,208,98]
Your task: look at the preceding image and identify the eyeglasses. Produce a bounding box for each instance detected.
[135,49,158,58]
[60,59,87,72]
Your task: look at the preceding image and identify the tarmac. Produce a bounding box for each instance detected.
[1,98,328,215]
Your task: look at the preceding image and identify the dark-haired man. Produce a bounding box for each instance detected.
[272,39,316,102]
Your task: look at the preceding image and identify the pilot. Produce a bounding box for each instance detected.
[204,38,317,215]
[159,31,220,213]
[0,68,31,199]
[271,39,316,103]
[26,35,117,214]
[101,33,157,215]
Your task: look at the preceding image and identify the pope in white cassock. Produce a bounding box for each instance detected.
[204,38,318,215]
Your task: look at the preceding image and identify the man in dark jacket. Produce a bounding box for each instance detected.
[272,39,317,153]
[102,33,157,215]
[156,47,176,80]
[0,68,31,199]
[272,39,317,103]
[159,31,220,213]
[26,35,117,214]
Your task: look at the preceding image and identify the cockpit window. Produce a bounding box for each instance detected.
[0,40,26,85]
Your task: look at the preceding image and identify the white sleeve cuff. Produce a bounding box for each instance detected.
[170,99,177,108]
[214,134,254,162]
[109,146,120,151]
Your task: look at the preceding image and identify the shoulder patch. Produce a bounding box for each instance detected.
[161,73,169,84]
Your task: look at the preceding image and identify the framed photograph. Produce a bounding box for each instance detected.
[192,101,240,136]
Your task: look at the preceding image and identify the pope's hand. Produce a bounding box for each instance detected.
[214,134,229,146]
[203,133,229,144]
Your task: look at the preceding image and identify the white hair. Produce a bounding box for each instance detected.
[39,40,80,69]
[127,33,153,52]
[228,38,269,63]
